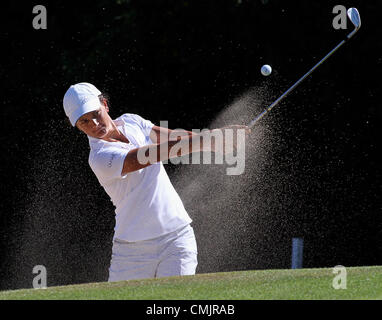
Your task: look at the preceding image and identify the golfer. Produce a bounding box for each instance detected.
[63,82,248,282]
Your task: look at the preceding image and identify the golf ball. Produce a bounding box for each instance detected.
[261,64,272,76]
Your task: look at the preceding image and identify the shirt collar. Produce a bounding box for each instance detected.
[88,118,125,149]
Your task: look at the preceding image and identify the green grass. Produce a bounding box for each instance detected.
[1,266,381,300]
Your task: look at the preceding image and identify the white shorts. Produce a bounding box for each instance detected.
[108,224,198,282]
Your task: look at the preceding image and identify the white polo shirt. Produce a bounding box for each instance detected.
[88,113,192,242]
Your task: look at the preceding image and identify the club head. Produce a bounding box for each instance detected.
[347,8,361,30]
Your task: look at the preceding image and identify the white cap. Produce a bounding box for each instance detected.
[63,82,102,126]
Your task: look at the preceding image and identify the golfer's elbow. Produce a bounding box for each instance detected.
[121,149,153,175]
[121,143,174,175]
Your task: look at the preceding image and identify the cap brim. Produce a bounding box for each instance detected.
[69,97,102,126]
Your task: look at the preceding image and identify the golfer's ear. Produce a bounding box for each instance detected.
[104,99,110,113]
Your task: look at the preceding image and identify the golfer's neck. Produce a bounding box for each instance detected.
[104,124,129,144]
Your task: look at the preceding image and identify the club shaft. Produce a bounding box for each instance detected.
[248,33,355,128]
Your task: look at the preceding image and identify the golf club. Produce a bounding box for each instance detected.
[248,7,361,128]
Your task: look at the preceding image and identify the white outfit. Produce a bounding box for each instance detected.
[87,113,197,281]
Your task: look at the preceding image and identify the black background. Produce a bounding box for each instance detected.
[0,0,381,291]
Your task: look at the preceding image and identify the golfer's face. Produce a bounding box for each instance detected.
[76,105,111,139]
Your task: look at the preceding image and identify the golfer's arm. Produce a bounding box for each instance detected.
[121,135,207,175]
[150,125,197,144]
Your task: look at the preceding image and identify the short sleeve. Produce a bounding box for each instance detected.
[126,114,155,138]
[89,147,130,183]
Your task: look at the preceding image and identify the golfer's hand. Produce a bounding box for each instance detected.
[211,125,251,155]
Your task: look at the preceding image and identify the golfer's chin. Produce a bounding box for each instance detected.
[93,127,108,139]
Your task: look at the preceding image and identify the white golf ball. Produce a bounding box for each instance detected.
[261,64,272,76]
